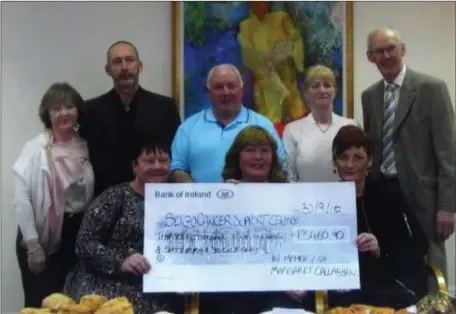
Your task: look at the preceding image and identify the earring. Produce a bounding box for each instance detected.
[333,168,337,174]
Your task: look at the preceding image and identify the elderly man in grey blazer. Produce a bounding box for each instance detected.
[361,27,455,291]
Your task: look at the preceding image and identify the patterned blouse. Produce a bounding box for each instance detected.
[64,183,184,314]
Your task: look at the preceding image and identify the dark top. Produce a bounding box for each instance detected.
[79,87,181,197]
[360,178,427,271]
[262,178,429,313]
[328,177,429,309]
[64,183,184,314]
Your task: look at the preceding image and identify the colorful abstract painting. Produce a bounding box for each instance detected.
[172,1,353,133]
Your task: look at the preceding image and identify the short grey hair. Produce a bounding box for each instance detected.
[206,64,244,89]
[106,40,140,63]
[367,27,402,51]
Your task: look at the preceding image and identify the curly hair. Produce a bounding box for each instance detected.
[222,125,287,182]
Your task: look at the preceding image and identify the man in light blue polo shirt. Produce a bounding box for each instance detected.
[170,63,285,183]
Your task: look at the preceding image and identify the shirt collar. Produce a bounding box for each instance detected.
[205,105,249,124]
[109,86,144,111]
[384,65,406,88]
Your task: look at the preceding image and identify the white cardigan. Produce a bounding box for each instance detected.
[12,132,94,246]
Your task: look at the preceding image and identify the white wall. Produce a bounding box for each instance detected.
[1,2,454,313]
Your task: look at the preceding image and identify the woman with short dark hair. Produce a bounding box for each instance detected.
[64,138,184,314]
[330,124,428,307]
[289,125,428,309]
[12,82,94,307]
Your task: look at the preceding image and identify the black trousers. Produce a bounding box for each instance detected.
[16,212,83,307]
[374,175,428,266]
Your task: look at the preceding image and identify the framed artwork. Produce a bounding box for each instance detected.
[172,1,354,135]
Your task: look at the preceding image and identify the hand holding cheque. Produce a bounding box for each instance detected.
[143,182,361,293]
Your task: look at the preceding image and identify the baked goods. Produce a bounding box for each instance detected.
[350,304,375,313]
[326,304,397,314]
[325,307,352,314]
[57,303,92,314]
[79,295,107,312]
[21,309,53,314]
[42,293,76,311]
[94,297,134,314]
[21,293,135,314]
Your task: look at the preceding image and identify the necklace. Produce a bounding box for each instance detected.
[312,112,333,133]
[316,121,332,133]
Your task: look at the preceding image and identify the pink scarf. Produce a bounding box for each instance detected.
[42,135,89,254]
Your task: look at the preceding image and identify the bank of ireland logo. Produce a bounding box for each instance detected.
[216,189,234,199]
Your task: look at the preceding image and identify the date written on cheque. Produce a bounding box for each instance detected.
[295,201,342,215]
[292,226,349,243]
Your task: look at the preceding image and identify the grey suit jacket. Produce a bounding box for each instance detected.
[361,68,455,241]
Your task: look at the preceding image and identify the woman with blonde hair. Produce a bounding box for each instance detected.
[283,64,357,182]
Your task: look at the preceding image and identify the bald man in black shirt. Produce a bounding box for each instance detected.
[80,40,181,197]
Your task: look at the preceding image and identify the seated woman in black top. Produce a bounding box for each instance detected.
[329,125,428,308]
[287,125,428,310]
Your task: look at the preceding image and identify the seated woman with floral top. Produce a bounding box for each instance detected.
[64,139,184,314]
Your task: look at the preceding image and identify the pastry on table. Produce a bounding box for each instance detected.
[325,307,352,314]
[42,293,76,311]
[94,306,133,314]
[97,297,129,309]
[58,303,94,314]
[21,309,53,314]
[350,304,374,313]
[79,294,107,312]
[371,308,395,314]
[94,297,134,314]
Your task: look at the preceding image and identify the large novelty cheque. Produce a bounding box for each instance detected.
[143,182,360,293]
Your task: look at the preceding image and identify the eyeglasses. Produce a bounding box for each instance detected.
[369,44,398,57]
